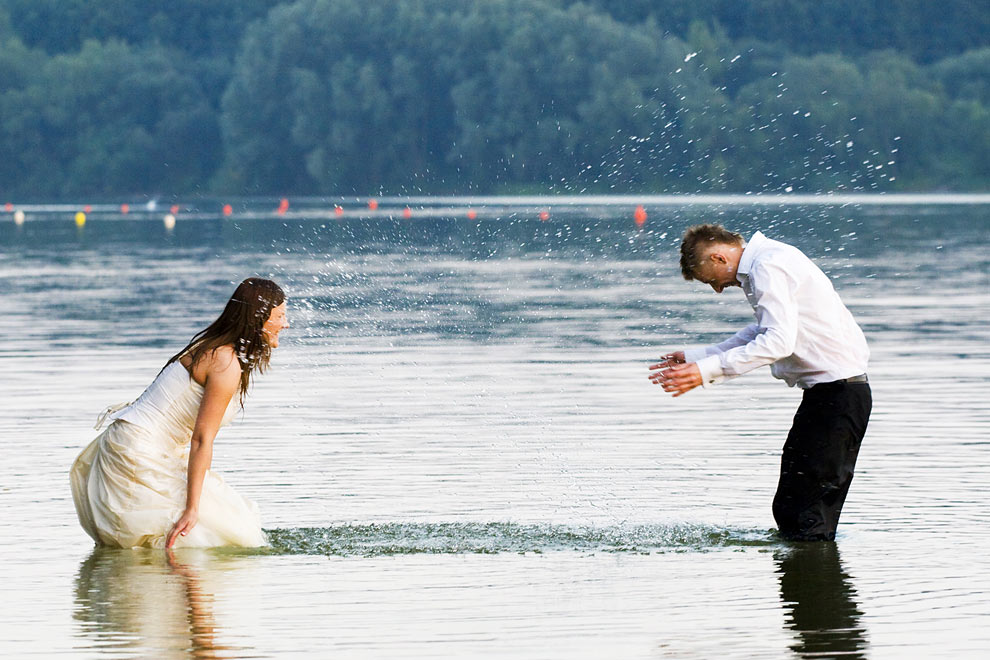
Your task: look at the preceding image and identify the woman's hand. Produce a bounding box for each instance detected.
[166,508,199,548]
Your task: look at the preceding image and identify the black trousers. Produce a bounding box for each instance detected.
[772,381,872,541]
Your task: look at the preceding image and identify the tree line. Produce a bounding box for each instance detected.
[1,0,987,198]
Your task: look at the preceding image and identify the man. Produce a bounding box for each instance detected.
[649,224,871,541]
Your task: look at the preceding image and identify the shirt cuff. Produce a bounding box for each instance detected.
[695,354,727,388]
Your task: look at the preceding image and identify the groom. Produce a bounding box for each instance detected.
[649,224,872,541]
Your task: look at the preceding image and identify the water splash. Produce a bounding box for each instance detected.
[262,522,778,557]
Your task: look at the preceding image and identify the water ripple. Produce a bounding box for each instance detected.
[263,522,778,556]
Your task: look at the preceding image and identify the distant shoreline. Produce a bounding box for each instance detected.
[4,193,990,223]
[385,193,990,206]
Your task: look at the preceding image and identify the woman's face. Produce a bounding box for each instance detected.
[262,302,289,348]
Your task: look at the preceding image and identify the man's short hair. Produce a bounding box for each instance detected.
[679,224,744,280]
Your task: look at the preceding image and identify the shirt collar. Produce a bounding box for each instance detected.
[736,231,766,277]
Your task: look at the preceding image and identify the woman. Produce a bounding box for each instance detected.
[71,278,289,549]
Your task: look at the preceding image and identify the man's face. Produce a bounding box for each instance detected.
[693,247,740,293]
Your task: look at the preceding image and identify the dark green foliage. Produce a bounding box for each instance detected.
[579,0,990,63]
[0,37,220,196]
[2,0,287,57]
[0,0,987,197]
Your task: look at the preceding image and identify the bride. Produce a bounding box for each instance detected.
[71,277,289,549]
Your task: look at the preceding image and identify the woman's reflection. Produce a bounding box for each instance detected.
[776,543,868,658]
[73,547,247,659]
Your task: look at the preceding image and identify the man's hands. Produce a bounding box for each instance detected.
[649,351,703,397]
[653,351,686,367]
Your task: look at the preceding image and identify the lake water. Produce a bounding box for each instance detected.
[1,200,988,658]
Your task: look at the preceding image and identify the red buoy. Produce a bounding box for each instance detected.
[222,204,233,216]
[368,198,379,210]
[277,198,290,214]
[170,204,180,215]
[539,210,550,221]
[120,203,130,215]
[334,205,344,216]
[634,204,647,227]
[84,205,92,214]
[403,207,412,219]
[467,209,478,220]
[4,202,12,212]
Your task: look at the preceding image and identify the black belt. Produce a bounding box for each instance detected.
[834,374,868,384]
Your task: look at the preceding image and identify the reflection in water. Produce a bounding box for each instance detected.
[776,543,867,658]
[74,547,250,659]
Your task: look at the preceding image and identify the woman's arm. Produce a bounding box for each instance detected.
[166,346,241,548]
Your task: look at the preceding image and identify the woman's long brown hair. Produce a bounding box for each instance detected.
[165,278,285,406]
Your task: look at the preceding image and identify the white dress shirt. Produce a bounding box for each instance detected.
[684,231,869,389]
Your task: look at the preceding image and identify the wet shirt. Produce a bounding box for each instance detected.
[685,231,869,389]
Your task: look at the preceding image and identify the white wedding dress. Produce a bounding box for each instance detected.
[71,362,268,549]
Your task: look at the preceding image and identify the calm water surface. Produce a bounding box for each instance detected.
[1,203,988,658]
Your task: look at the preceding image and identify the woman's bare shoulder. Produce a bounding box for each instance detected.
[206,344,239,372]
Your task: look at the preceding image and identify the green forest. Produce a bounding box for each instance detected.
[1,0,988,198]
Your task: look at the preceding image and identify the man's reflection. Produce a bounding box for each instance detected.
[73,547,246,659]
[776,542,868,658]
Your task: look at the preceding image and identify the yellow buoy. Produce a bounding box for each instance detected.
[163,213,176,230]
[75,211,87,227]
[14,209,25,225]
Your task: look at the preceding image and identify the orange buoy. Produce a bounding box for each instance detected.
[170,204,180,215]
[277,198,290,215]
[634,204,647,227]
[222,204,233,216]
[539,210,550,221]
[334,205,344,216]
[120,203,130,215]
[368,198,379,210]
[467,209,478,220]
[403,207,412,219]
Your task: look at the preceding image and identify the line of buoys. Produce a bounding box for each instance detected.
[4,201,657,225]
[634,204,647,227]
